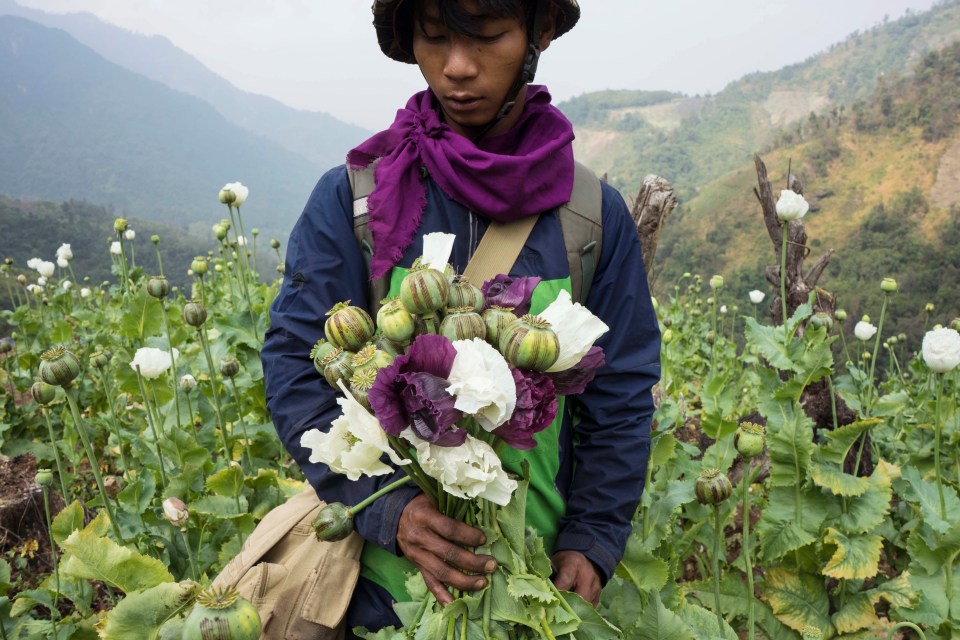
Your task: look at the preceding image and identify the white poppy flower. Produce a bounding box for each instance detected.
[719,305,727,314]
[80,287,91,298]
[301,380,408,481]
[421,232,455,273]
[749,290,765,304]
[37,276,47,286]
[129,347,179,380]
[27,284,41,294]
[922,327,960,373]
[57,257,69,269]
[33,260,55,278]
[775,190,810,222]
[854,321,877,341]
[62,280,72,290]
[110,241,122,256]
[407,432,517,506]
[162,497,189,527]
[236,235,247,247]
[448,338,516,430]
[56,243,72,261]
[125,229,136,241]
[538,289,610,372]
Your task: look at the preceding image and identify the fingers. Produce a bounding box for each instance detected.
[551,551,602,607]
[397,494,496,604]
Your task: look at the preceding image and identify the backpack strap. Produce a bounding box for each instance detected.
[349,160,603,310]
[560,161,603,305]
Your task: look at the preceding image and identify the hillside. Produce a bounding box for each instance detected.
[0,0,370,170]
[0,16,323,242]
[653,41,960,339]
[559,0,960,200]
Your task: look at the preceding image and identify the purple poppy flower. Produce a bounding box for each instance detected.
[547,346,605,396]
[369,334,465,445]
[493,368,558,450]
[482,274,542,316]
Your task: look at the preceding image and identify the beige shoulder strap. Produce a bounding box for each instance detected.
[461,216,539,288]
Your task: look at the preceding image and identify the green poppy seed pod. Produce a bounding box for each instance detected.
[835,309,847,322]
[862,351,871,361]
[705,331,716,344]
[482,306,518,348]
[113,217,128,233]
[888,336,898,346]
[662,328,674,344]
[861,314,870,323]
[695,469,733,505]
[377,297,416,343]
[31,380,56,405]
[35,469,54,488]
[310,339,338,375]
[349,368,378,411]
[151,234,160,245]
[735,422,766,460]
[952,318,960,332]
[500,314,560,372]
[146,276,170,299]
[691,309,702,317]
[325,301,375,351]
[371,334,402,357]
[182,300,208,328]
[213,224,229,241]
[321,347,354,390]
[662,317,672,327]
[440,307,486,341]
[448,277,485,313]
[270,238,281,250]
[219,355,240,378]
[926,303,935,314]
[706,296,715,306]
[191,256,208,276]
[219,187,237,205]
[898,333,907,342]
[182,586,261,640]
[312,502,355,542]
[400,265,449,314]
[89,350,110,370]
[809,312,833,331]
[215,264,225,273]
[351,344,393,376]
[880,277,898,293]
[709,275,724,289]
[39,346,81,387]
[3,257,12,266]
[414,312,441,336]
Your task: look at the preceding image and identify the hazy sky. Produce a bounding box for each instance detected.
[19,0,943,130]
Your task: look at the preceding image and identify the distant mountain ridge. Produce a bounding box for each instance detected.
[0,0,370,171]
[0,15,328,241]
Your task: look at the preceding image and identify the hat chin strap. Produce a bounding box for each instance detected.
[468,0,548,142]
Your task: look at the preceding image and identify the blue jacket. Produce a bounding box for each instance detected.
[261,164,660,625]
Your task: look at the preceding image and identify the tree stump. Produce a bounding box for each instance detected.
[632,174,678,288]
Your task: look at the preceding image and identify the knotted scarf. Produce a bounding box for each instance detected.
[347,85,575,279]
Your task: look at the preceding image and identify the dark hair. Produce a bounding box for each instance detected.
[395,0,536,55]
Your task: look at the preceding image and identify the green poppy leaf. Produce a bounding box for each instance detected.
[60,527,173,593]
[822,528,882,580]
[810,462,870,497]
[830,593,877,634]
[99,581,200,640]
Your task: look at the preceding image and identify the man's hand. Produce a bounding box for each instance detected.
[397,493,497,605]
[551,550,602,607]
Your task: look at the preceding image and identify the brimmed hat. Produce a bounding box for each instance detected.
[372,0,580,63]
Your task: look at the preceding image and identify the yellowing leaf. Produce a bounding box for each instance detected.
[871,573,916,609]
[819,419,883,465]
[51,500,86,545]
[60,528,173,594]
[764,568,833,636]
[831,593,877,634]
[810,463,870,497]
[822,529,882,580]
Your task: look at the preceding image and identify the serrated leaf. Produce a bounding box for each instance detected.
[99,581,199,640]
[117,474,157,515]
[642,477,696,548]
[677,601,738,640]
[10,587,54,617]
[895,572,953,628]
[826,460,898,535]
[766,403,815,487]
[745,318,798,372]
[506,573,556,605]
[683,576,797,640]
[870,573,916,609]
[51,500,86,545]
[822,529,882,580]
[633,589,693,640]
[190,494,248,518]
[651,432,678,468]
[810,462,870,497]
[899,465,960,534]
[561,591,621,640]
[818,419,883,465]
[206,464,245,498]
[764,568,833,636]
[756,486,827,561]
[60,528,173,593]
[616,535,669,592]
[831,593,877,634]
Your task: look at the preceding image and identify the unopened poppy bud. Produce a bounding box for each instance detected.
[182,300,207,328]
[151,234,160,245]
[39,345,81,387]
[810,312,833,331]
[695,469,732,505]
[662,328,674,344]
[213,223,229,241]
[3,257,12,266]
[735,422,766,459]
[190,256,208,276]
[114,217,128,233]
[179,374,197,392]
[926,303,935,314]
[880,277,897,293]
[36,469,54,488]
[17,274,26,286]
[835,309,847,322]
[89,350,110,370]
[162,497,190,528]
[709,275,724,289]
[251,228,260,237]
[219,355,240,378]
[312,502,354,542]
[270,238,281,250]
[31,381,56,405]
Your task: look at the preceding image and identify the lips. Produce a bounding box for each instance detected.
[443,93,483,113]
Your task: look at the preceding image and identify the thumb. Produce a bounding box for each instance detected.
[551,557,576,591]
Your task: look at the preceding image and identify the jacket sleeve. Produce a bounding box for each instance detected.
[261,166,420,554]
[553,181,661,582]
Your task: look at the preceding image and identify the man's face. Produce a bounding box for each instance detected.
[412,0,528,138]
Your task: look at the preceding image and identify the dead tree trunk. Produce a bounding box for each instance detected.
[752,155,861,453]
[632,174,678,288]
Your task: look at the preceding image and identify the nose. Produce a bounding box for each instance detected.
[443,37,479,82]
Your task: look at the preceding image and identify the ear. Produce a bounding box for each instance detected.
[537,3,558,51]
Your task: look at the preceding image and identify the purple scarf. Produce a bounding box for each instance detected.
[347,85,575,279]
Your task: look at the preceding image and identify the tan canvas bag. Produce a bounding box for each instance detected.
[212,488,363,640]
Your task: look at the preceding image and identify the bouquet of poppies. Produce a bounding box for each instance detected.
[301,234,620,639]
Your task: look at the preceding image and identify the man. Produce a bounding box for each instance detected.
[261,0,660,634]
